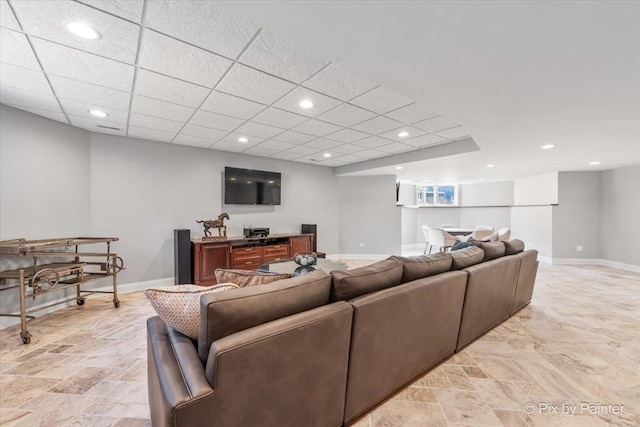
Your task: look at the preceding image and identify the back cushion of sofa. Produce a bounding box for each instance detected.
[450,246,485,270]
[477,242,506,261]
[330,259,403,301]
[504,239,525,255]
[389,253,453,283]
[198,270,331,362]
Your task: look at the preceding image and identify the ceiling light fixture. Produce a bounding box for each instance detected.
[88,109,108,118]
[238,137,248,143]
[323,152,331,158]
[299,99,314,109]
[479,178,486,181]
[486,164,495,168]
[67,22,100,40]
[541,144,555,149]
[589,161,601,166]
[398,131,409,138]
[395,166,403,170]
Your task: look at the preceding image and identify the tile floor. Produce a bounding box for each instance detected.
[0,262,639,426]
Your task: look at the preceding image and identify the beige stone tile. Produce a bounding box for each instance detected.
[443,365,476,390]
[113,418,152,427]
[391,386,438,403]
[0,408,32,426]
[492,409,528,427]
[469,378,530,411]
[462,366,488,378]
[434,388,502,425]
[443,350,477,366]
[0,375,60,408]
[50,367,114,394]
[412,366,453,389]
[62,414,119,427]
[369,400,448,427]
[34,364,86,380]
[16,392,97,426]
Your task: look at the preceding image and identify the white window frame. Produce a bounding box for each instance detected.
[416,184,459,206]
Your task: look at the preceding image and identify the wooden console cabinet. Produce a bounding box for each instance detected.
[191,233,313,286]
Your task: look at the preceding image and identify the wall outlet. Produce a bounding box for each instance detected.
[576,245,583,252]
[359,243,365,247]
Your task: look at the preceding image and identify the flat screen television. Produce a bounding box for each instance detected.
[224,167,282,205]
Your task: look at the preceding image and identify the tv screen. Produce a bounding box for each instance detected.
[224,167,281,205]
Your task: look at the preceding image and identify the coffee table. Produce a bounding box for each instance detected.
[260,258,348,276]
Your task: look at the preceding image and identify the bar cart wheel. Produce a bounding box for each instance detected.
[20,331,31,344]
[113,299,120,308]
[77,297,85,306]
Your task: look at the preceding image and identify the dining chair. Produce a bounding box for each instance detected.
[497,227,511,241]
[426,228,457,253]
[457,225,494,242]
[422,225,430,254]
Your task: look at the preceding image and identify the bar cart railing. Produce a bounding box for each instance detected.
[0,237,124,344]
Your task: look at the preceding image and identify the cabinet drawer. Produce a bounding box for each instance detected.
[264,245,289,257]
[232,246,263,261]
[263,253,287,263]
[232,259,263,270]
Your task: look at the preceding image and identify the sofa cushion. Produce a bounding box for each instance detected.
[449,247,485,270]
[451,240,481,251]
[144,283,239,339]
[330,259,403,301]
[504,239,525,255]
[389,253,452,283]
[477,242,506,261]
[215,268,291,287]
[198,270,331,361]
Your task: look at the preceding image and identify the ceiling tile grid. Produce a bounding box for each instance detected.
[0,0,469,168]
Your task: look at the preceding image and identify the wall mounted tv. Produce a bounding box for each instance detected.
[224,167,282,205]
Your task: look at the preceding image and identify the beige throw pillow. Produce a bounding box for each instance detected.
[214,269,292,287]
[144,283,238,339]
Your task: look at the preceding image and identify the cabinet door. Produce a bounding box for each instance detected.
[289,236,311,256]
[198,243,231,285]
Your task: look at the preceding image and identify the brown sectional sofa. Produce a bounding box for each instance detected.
[147,240,538,427]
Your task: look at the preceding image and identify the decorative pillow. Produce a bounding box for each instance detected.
[504,239,525,255]
[330,259,403,301]
[449,246,485,270]
[144,283,238,339]
[389,253,452,283]
[451,240,481,251]
[214,269,291,287]
[477,242,506,261]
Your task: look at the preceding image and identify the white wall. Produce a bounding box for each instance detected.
[600,165,640,266]
[460,181,514,206]
[400,207,418,246]
[514,172,558,205]
[511,206,553,258]
[397,182,416,206]
[338,175,401,255]
[459,208,511,230]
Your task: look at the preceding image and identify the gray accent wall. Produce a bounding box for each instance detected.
[600,165,640,266]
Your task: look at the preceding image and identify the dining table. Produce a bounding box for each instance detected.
[442,227,474,236]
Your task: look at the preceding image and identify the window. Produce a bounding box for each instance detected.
[416,184,459,206]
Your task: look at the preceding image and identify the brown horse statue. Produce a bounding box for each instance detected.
[196,213,230,237]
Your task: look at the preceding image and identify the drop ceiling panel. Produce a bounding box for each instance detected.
[1,0,21,30]
[138,30,232,88]
[189,110,244,131]
[271,130,316,145]
[303,63,377,101]
[200,90,266,119]
[351,136,393,149]
[130,112,183,133]
[270,151,302,161]
[414,115,460,133]
[173,133,215,148]
[325,128,368,143]
[291,119,342,137]
[50,75,131,110]
[329,154,364,165]
[332,144,366,155]
[402,133,448,148]
[131,95,194,122]
[128,125,175,142]
[12,0,139,63]
[353,149,387,159]
[435,126,470,140]
[317,103,376,127]
[256,139,295,151]
[134,69,209,107]
[240,29,328,84]
[304,138,342,150]
[242,146,280,157]
[77,0,144,23]
[352,116,404,134]
[251,107,307,129]
[145,0,259,59]
[0,28,40,70]
[273,86,341,117]
[69,115,124,133]
[287,145,321,155]
[386,103,440,124]
[210,141,247,153]
[0,63,52,95]
[234,121,285,139]
[60,98,128,123]
[376,142,414,154]
[350,86,413,114]
[7,104,67,123]
[219,132,264,146]
[181,123,228,140]
[379,126,426,142]
[217,64,296,105]
[32,38,134,91]
[0,85,61,112]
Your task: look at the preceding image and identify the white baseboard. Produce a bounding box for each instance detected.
[538,256,552,264]
[327,254,389,260]
[0,277,173,330]
[551,258,640,273]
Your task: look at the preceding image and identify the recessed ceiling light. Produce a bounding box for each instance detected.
[230,177,236,181]
[88,109,108,118]
[323,152,331,158]
[398,131,409,138]
[299,99,314,109]
[268,180,274,184]
[541,144,555,149]
[395,166,403,170]
[479,178,486,181]
[589,161,601,166]
[486,164,495,168]
[67,22,100,40]
[238,137,248,143]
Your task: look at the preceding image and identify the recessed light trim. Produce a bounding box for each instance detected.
[589,161,601,166]
[398,131,409,138]
[89,109,108,118]
[395,166,403,170]
[67,22,100,40]
[299,99,314,109]
[323,152,331,158]
[486,164,495,168]
[541,144,555,149]
[238,137,249,143]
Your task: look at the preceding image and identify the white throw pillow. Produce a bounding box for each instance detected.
[144,283,238,339]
